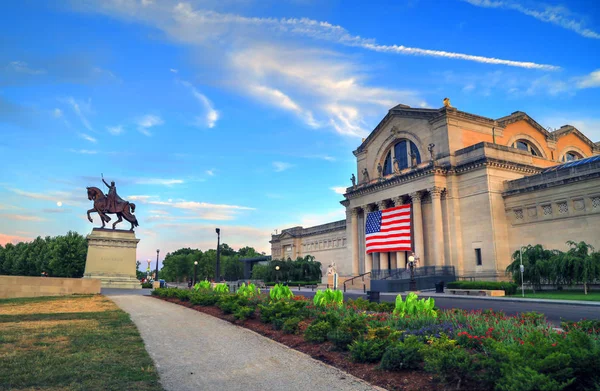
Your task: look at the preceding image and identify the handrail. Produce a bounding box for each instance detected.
[343,271,371,292]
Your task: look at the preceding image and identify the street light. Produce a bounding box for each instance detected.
[155,249,160,283]
[408,253,418,291]
[194,260,198,286]
[275,265,280,284]
[215,228,221,281]
[519,246,525,298]
[146,259,151,281]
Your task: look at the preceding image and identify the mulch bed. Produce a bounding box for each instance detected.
[155,296,436,391]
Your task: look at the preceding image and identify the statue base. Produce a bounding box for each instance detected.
[83,228,141,289]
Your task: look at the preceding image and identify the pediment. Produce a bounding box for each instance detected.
[496,111,551,138]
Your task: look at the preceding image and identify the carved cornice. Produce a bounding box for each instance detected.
[452,156,542,176]
[87,238,139,249]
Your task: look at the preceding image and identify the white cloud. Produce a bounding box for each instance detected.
[170,68,178,73]
[107,125,123,135]
[576,69,600,89]
[53,108,63,118]
[1,214,46,222]
[136,178,184,186]
[206,169,215,176]
[79,133,97,143]
[8,61,46,75]
[330,186,346,195]
[133,197,255,221]
[273,161,293,172]
[136,114,163,136]
[179,80,219,128]
[462,0,600,40]
[69,149,97,154]
[284,208,346,228]
[66,97,94,132]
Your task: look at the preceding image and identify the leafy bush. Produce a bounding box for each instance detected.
[314,311,342,328]
[258,301,307,324]
[561,319,600,334]
[270,283,294,301]
[151,288,164,296]
[393,292,437,318]
[176,289,191,301]
[304,320,333,343]
[141,282,153,288]
[213,283,230,294]
[233,306,255,321]
[194,280,211,291]
[237,282,260,298]
[349,339,386,363]
[346,298,394,312]
[190,292,220,306]
[380,336,424,371]
[313,288,343,307]
[218,295,248,314]
[282,317,303,334]
[446,280,518,295]
[328,328,354,350]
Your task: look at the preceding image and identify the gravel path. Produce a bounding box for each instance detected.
[108,295,381,391]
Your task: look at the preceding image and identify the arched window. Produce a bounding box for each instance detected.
[512,139,540,156]
[562,151,583,162]
[382,139,421,175]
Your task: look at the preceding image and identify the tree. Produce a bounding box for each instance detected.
[135,260,146,280]
[48,231,87,277]
[506,244,557,290]
[555,241,600,295]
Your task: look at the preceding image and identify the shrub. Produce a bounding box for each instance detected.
[190,292,220,306]
[328,328,355,350]
[270,283,294,301]
[422,337,485,389]
[393,292,437,318]
[314,311,342,328]
[446,281,518,295]
[233,306,255,321]
[349,339,386,363]
[258,301,307,324]
[151,288,163,296]
[313,288,343,307]
[561,319,600,334]
[176,289,191,301]
[380,336,423,371]
[304,320,333,343]
[283,317,302,334]
[218,295,249,314]
[213,283,230,294]
[141,282,153,288]
[193,280,211,291]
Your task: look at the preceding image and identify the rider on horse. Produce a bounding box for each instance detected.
[102,176,126,213]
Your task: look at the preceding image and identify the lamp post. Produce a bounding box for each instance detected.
[408,254,418,291]
[215,228,221,281]
[275,265,280,284]
[155,249,160,283]
[519,246,525,298]
[194,260,198,286]
[146,259,151,281]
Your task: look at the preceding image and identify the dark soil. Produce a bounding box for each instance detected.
[156,297,436,391]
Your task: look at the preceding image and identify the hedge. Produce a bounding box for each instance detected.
[446,281,518,295]
[265,280,321,286]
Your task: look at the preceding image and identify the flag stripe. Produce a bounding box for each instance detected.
[365,204,412,254]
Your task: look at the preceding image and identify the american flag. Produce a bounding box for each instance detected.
[365,204,412,254]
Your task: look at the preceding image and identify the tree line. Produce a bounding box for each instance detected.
[506,241,600,294]
[0,231,88,278]
[251,255,322,283]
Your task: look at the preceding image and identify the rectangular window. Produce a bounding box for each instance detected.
[475,249,482,266]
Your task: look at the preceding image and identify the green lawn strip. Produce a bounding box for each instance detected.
[0,294,95,306]
[0,298,162,391]
[509,291,600,302]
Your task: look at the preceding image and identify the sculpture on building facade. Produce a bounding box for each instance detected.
[410,151,418,167]
[428,143,435,162]
[362,167,370,183]
[443,97,451,108]
[377,162,383,180]
[350,173,356,188]
[86,175,139,231]
[327,261,337,275]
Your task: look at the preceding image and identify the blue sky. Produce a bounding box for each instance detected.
[1,0,599,266]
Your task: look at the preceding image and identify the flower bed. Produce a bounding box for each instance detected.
[152,286,600,391]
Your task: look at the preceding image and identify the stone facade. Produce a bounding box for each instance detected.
[0,275,101,298]
[271,103,600,280]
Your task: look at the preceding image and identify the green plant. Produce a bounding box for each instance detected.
[175,289,191,301]
[282,317,303,334]
[313,288,343,307]
[233,306,255,321]
[217,295,248,314]
[380,336,424,371]
[189,292,220,306]
[304,320,333,343]
[193,280,211,291]
[141,282,153,288]
[349,339,386,363]
[213,283,230,294]
[422,337,484,390]
[258,301,308,324]
[393,292,437,318]
[447,280,519,295]
[237,282,260,298]
[327,328,355,350]
[269,283,294,301]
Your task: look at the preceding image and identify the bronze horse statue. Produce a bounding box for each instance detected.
[86,186,139,231]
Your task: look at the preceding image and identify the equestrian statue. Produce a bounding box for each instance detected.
[86,174,139,231]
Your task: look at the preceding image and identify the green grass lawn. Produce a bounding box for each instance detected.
[0,295,162,391]
[510,290,600,301]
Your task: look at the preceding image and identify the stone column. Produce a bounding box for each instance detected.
[351,207,360,276]
[364,204,375,274]
[392,196,403,270]
[430,187,445,267]
[410,191,425,265]
[377,201,389,270]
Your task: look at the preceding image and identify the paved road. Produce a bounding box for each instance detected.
[289,290,600,326]
[107,294,380,391]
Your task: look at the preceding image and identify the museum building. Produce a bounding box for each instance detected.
[270,101,600,282]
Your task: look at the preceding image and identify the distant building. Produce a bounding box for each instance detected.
[270,102,600,281]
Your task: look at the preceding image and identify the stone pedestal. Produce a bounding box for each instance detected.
[84,228,141,289]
